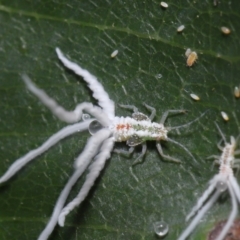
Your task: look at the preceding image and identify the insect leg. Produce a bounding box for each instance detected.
[217,139,224,151]
[132,142,147,166]
[233,160,240,175]
[118,104,151,121]
[167,137,197,163]
[160,109,186,124]
[118,104,139,113]
[207,155,220,160]
[214,122,227,144]
[156,142,181,163]
[143,103,156,120]
[114,146,135,157]
[207,155,221,169]
[170,110,209,130]
[233,159,240,164]
[234,150,240,155]
[210,159,221,171]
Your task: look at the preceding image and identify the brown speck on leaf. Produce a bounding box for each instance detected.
[208,219,240,240]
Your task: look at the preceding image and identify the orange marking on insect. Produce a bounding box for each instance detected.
[116,124,131,130]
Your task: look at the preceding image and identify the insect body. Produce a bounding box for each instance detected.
[160,1,168,8]
[177,25,185,32]
[110,116,168,143]
[221,111,229,121]
[178,124,240,240]
[111,49,118,58]
[221,26,231,35]
[234,86,240,98]
[190,93,200,101]
[186,50,198,67]
[0,48,204,240]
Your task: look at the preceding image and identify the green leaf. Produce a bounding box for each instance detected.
[0,1,240,239]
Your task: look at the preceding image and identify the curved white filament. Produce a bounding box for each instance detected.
[215,181,238,240]
[186,175,219,221]
[177,191,220,240]
[56,48,115,120]
[38,128,112,240]
[22,75,110,127]
[0,120,92,184]
[58,136,114,226]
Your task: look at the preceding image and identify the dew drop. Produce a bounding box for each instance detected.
[153,221,169,237]
[82,113,91,121]
[216,181,227,192]
[88,120,103,135]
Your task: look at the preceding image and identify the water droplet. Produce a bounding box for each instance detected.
[88,120,103,135]
[153,221,169,237]
[156,74,162,79]
[82,113,91,121]
[216,181,227,192]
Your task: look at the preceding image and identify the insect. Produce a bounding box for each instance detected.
[178,123,240,240]
[185,48,192,57]
[0,48,205,240]
[160,1,168,8]
[177,25,185,32]
[221,26,231,35]
[185,49,198,67]
[221,111,229,121]
[190,93,200,101]
[111,49,118,58]
[234,86,240,98]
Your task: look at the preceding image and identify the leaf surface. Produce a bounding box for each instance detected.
[0,1,240,239]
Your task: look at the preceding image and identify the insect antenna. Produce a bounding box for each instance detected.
[167,137,197,163]
[214,122,227,144]
[170,110,208,130]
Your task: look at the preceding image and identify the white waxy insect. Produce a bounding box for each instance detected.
[186,50,198,67]
[111,49,118,58]
[221,26,231,35]
[177,25,185,32]
[185,48,192,57]
[234,86,240,98]
[190,93,200,101]
[160,1,168,8]
[221,111,229,121]
[0,48,207,240]
[178,123,240,240]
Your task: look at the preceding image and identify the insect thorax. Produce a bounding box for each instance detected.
[220,143,235,166]
[109,116,168,142]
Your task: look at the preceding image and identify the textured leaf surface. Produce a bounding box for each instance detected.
[0,1,240,239]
